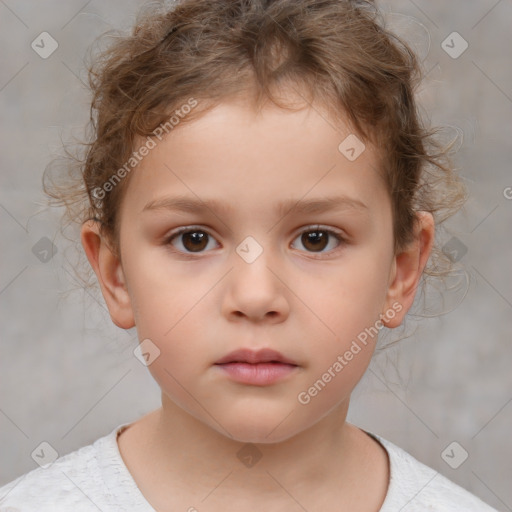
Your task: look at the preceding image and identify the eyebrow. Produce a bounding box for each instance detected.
[142,194,368,218]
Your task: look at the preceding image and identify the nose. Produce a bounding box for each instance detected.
[221,248,290,324]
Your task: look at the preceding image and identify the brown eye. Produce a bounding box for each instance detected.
[165,225,345,258]
[291,226,345,255]
[166,228,218,254]
[301,230,328,252]
[181,231,208,252]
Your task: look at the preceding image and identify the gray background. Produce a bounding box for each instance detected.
[1,0,511,510]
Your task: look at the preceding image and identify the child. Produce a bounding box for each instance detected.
[0,0,500,510]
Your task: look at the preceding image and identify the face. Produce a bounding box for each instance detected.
[106,96,404,443]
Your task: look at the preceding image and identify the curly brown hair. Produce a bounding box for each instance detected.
[44,0,466,300]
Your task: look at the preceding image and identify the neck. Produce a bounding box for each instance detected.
[118,393,389,510]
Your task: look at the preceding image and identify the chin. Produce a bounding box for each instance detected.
[213,408,305,445]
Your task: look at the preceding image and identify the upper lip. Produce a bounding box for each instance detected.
[214,348,298,366]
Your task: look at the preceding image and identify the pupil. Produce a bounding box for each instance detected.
[303,230,327,251]
[184,231,207,251]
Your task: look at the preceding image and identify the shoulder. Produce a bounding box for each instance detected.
[369,432,499,512]
[0,425,129,512]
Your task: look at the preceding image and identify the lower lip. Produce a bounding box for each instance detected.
[214,362,298,385]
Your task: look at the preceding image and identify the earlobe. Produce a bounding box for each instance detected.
[381,212,435,328]
[80,220,135,329]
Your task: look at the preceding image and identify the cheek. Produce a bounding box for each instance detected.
[124,260,220,377]
[122,247,196,335]
[301,256,390,334]
[293,255,390,378]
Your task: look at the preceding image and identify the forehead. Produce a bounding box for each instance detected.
[121,98,388,220]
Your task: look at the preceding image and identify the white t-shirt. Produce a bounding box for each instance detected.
[0,423,498,511]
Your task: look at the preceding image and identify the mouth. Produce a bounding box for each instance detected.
[214,348,299,366]
[214,348,300,386]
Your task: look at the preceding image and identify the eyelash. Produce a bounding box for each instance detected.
[163,225,347,259]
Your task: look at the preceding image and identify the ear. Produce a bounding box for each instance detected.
[80,220,135,329]
[381,211,435,328]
